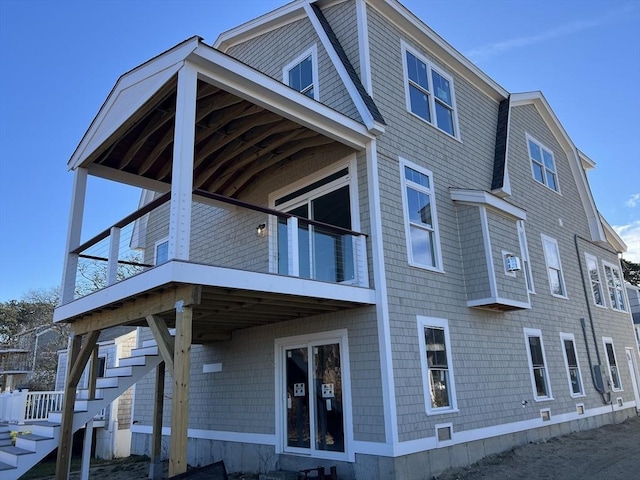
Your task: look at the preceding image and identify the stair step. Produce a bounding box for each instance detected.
[29,421,60,438]
[0,445,32,467]
[96,376,119,388]
[77,389,105,400]
[131,345,159,357]
[15,433,53,451]
[0,439,12,447]
[104,365,133,377]
[118,355,148,367]
[0,460,15,471]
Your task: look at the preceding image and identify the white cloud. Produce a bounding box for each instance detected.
[614,220,640,263]
[625,193,640,208]
[465,6,634,63]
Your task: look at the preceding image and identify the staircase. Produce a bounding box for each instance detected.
[0,344,161,479]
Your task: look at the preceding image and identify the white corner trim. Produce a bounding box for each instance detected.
[355,0,372,96]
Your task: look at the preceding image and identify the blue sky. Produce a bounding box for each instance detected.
[0,0,638,301]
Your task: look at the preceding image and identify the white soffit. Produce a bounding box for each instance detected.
[600,214,627,253]
[450,188,527,220]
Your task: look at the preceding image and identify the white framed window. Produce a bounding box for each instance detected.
[560,333,584,397]
[602,337,622,391]
[418,316,457,414]
[402,42,459,138]
[541,234,567,298]
[585,253,606,307]
[602,261,626,311]
[154,238,169,265]
[526,134,559,192]
[400,158,443,271]
[274,329,353,462]
[524,328,552,401]
[283,45,318,100]
[517,220,535,293]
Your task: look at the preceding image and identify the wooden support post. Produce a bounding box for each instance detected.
[149,361,166,479]
[56,331,100,479]
[168,303,192,477]
[146,315,175,377]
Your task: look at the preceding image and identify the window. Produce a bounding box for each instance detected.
[541,234,566,298]
[400,159,442,270]
[155,238,169,265]
[283,45,318,100]
[524,328,552,401]
[273,164,356,283]
[276,329,352,461]
[560,333,584,397]
[418,316,457,413]
[517,220,535,293]
[585,254,606,307]
[527,135,559,192]
[403,43,458,137]
[602,338,622,391]
[602,261,626,311]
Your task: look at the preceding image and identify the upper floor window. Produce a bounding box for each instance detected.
[602,261,626,311]
[527,135,559,192]
[560,333,584,397]
[418,316,457,414]
[585,253,606,307]
[517,220,535,293]
[155,238,169,265]
[524,328,552,401]
[400,158,442,271]
[541,234,567,298]
[403,43,458,137]
[602,337,622,391]
[283,45,318,100]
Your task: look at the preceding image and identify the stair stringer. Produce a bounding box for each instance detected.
[1,348,161,480]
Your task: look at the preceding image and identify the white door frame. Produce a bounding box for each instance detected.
[625,347,640,415]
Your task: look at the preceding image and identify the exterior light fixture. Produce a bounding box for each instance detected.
[256,223,267,237]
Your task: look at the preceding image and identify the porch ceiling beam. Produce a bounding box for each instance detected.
[204,128,313,192]
[192,330,232,343]
[222,135,335,196]
[71,284,201,335]
[194,120,300,190]
[146,315,175,377]
[117,107,176,170]
[137,128,175,177]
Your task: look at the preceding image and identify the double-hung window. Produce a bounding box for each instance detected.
[541,234,567,298]
[585,253,605,307]
[524,328,552,401]
[602,337,622,391]
[418,316,457,413]
[400,159,442,271]
[527,135,559,192]
[560,333,584,397]
[403,43,458,137]
[602,261,626,311]
[283,45,318,100]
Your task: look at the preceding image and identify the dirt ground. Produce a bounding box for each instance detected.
[37,415,640,480]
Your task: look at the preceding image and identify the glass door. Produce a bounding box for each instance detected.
[284,342,345,455]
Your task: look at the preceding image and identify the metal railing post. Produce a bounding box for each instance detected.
[107,227,121,285]
[287,217,299,277]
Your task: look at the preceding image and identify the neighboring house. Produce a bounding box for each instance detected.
[0,326,66,392]
[48,1,640,479]
[55,327,137,460]
[626,282,640,349]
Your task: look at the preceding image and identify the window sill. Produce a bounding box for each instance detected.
[593,303,608,309]
[533,396,554,403]
[550,293,569,300]
[570,393,586,399]
[408,262,445,274]
[426,407,459,416]
[407,110,462,143]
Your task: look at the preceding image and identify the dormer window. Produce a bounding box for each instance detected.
[403,43,458,138]
[527,135,559,192]
[284,45,318,100]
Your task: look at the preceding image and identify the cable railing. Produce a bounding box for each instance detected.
[64,189,369,302]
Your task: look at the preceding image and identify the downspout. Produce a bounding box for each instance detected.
[575,234,611,404]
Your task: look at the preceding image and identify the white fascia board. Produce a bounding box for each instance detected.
[510,91,606,243]
[578,149,596,170]
[213,0,309,51]
[450,188,527,220]
[188,45,374,149]
[68,37,202,171]
[303,3,384,134]
[368,0,507,103]
[600,214,628,253]
[54,260,376,323]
